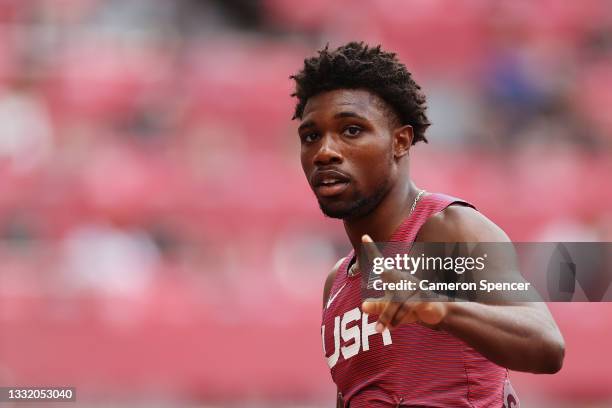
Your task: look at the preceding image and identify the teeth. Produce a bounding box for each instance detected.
[322,179,339,185]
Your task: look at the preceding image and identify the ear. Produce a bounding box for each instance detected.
[393,125,413,159]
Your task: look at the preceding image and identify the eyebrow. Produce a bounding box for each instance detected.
[298,120,315,132]
[334,111,368,121]
[299,111,369,132]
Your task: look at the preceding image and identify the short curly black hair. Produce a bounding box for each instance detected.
[290,42,430,144]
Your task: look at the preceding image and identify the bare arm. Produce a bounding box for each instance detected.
[363,205,565,374]
[440,301,563,373]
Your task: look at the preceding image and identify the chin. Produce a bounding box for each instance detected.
[318,199,374,220]
[319,201,353,219]
[319,188,388,220]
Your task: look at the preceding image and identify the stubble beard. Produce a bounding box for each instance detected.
[317,179,391,220]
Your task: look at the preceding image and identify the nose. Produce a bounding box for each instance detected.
[313,134,343,166]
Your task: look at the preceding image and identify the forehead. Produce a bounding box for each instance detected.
[301,89,389,124]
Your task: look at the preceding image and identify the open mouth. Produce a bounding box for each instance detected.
[312,170,351,198]
[316,179,350,197]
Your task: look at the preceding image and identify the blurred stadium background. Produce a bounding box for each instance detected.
[1,0,611,407]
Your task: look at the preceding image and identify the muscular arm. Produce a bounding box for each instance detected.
[440,301,563,373]
[417,205,565,374]
[363,205,565,374]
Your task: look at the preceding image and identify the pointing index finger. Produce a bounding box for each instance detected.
[361,234,401,286]
[361,234,384,262]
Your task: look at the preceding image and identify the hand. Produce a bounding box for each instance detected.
[360,234,449,332]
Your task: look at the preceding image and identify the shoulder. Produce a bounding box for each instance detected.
[323,257,346,308]
[416,203,510,243]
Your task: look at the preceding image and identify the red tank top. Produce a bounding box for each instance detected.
[321,193,519,407]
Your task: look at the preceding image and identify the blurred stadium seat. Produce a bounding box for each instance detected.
[0,0,611,406]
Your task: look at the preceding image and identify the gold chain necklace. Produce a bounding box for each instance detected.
[348,189,426,277]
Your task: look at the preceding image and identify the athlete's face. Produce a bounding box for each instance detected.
[299,89,404,219]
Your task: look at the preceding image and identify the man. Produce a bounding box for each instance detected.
[290,42,564,407]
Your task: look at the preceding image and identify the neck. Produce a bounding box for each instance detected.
[343,178,419,259]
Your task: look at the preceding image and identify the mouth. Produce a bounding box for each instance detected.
[311,169,351,198]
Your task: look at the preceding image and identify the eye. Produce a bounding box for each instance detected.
[300,132,320,144]
[343,125,362,137]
